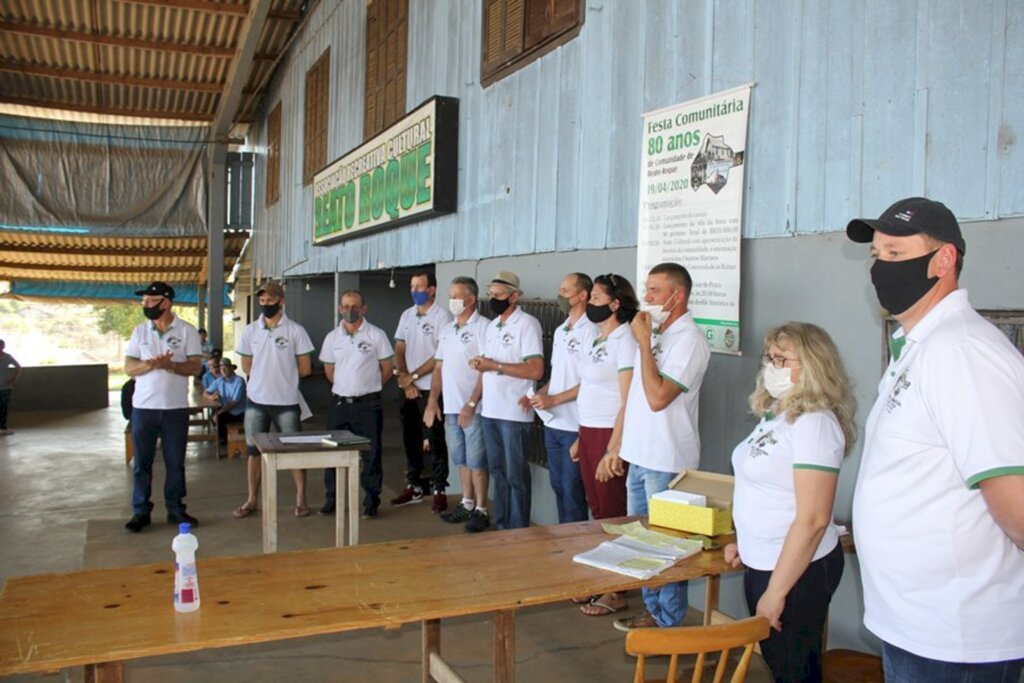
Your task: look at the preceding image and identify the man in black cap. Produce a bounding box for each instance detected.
[123,281,203,532]
[846,197,1024,680]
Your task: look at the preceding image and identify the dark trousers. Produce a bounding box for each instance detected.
[216,411,244,444]
[400,390,449,492]
[743,543,844,683]
[130,407,189,516]
[0,388,11,429]
[326,395,383,511]
[883,642,1024,683]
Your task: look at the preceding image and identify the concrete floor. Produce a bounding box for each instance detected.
[0,397,771,682]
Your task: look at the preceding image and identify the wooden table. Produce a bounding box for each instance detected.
[0,518,737,682]
[254,431,368,554]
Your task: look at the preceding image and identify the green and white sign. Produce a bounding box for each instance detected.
[637,84,752,355]
[313,96,458,246]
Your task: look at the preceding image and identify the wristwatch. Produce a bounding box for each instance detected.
[412,372,420,381]
[467,400,478,408]
[496,363,504,375]
[392,368,400,377]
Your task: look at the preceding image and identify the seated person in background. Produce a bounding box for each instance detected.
[201,358,221,394]
[207,358,246,448]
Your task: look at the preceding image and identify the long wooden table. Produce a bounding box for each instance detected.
[0,518,737,682]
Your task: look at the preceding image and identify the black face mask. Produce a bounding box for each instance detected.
[489,297,511,316]
[261,302,282,319]
[870,250,939,315]
[142,304,163,320]
[585,303,614,324]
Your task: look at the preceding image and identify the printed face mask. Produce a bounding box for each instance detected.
[762,364,795,399]
[869,250,939,315]
[448,298,467,317]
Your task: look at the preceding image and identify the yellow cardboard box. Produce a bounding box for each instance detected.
[648,469,734,536]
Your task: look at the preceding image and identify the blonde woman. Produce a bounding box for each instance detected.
[724,322,856,683]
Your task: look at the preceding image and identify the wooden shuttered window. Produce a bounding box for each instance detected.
[266,102,282,206]
[303,48,331,186]
[482,0,582,86]
[365,0,408,140]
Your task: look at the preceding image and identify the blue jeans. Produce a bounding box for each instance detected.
[243,401,301,456]
[883,643,1024,683]
[445,413,487,469]
[130,407,189,515]
[481,417,532,529]
[627,463,687,627]
[544,426,588,523]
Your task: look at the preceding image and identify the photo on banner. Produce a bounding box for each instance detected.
[636,84,753,355]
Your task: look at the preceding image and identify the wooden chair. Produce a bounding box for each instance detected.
[626,616,770,683]
[226,422,246,459]
[822,649,884,683]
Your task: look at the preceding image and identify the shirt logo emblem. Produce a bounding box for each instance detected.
[458,329,475,345]
[274,337,291,349]
[651,342,663,361]
[885,371,911,413]
[501,332,515,348]
[165,335,183,350]
[592,346,609,363]
[747,430,777,459]
[356,341,372,354]
[567,337,582,355]
[420,322,435,336]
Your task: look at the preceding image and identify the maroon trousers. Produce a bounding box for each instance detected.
[577,426,628,519]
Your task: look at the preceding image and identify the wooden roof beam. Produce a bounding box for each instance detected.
[0,20,237,58]
[211,0,272,138]
[0,263,205,274]
[0,60,224,92]
[120,0,299,21]
[0,244,243,258]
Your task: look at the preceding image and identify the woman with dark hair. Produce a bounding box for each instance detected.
[571,273,640,616]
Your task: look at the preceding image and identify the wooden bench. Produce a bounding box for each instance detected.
[225,422,246,459]
[0,518,739,683]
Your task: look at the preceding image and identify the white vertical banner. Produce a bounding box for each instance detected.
[637,84,752,355]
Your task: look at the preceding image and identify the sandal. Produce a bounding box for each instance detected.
[232,502,257,518]
[570,595,599,605]
[580,593,627,616]
[294,505,311,518]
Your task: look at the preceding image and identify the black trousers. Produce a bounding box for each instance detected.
[325,395,383,511]
[399,390,449,491]
[215,411,244,444]
[743,543,844,683]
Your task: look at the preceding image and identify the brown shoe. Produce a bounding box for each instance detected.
[431,492,448,514]
[390,485,424,506]
[613,611,658,632]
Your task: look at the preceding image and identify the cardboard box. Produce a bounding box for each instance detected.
[648,469,734,536]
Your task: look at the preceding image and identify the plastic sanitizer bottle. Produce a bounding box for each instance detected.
[172,523,201,612]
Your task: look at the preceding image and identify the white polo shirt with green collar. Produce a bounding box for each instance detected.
[235,313,315,406]
[619,311,710,473]
[126,314,202,410]
[732,409,845,570]
[394,301,453,391]
[319,318,394,397]
[480,307,544,423]
[853,289,1024,663]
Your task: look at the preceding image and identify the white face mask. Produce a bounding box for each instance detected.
[641,303,671,327]
[448,298,467,317]
[762,364,795,399]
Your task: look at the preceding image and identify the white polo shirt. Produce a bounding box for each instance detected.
[126,314,202,410]
[619,312,710,473]
[395,301,453,391]
[319,319,394,397]
[577,324,637,428]
[235,313,315,406]
[853,290,1024,663]
[481,307,544,423]
[434,312,490,414]
[543,315,597,431]
[731,410,845,571]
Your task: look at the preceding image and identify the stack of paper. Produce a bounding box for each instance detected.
[572,522,704,580]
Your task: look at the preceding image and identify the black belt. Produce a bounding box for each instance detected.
[332,392,380,404]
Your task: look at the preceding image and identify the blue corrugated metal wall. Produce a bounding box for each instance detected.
[248,0,1023,279]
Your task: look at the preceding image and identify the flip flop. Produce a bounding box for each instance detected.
[233,503,257,518]
[570,595,598,605]
[294,505,311,518]
[580,594,627,616]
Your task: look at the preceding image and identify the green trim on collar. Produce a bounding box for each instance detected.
[889,335,907,361]
[618,366,633,372]
[659,371,688,392]
[966,466,1024,489]
[379,354,395,361]
[523,354,543,360]
[793,464,840,473]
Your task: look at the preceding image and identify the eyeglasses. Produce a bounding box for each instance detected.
[762,354,800,369]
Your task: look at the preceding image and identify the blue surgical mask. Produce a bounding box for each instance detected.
[411,291,430,306]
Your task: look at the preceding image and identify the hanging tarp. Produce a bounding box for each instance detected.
[3,280,230,307]
[0,115,208,237]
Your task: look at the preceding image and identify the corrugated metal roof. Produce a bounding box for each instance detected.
[0,230,250,284]
[0,0,306,132]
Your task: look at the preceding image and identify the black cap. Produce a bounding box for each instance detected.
[134,281,176,299]
[846,197,965,255]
